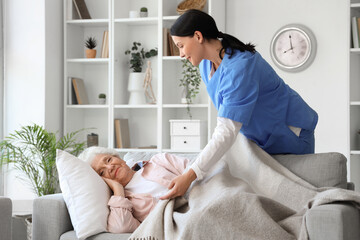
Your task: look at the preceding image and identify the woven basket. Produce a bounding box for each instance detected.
[176,0,207,15]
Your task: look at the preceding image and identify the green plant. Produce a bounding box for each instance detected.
[85,36,97,49]
[98,93,106,99]
[0,124,87,196]
[125,42,157,72]
[179,59,201,119]
[140,7,148,12]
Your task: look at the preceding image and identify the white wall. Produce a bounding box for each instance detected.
[3,0,62,213]
[226,0,348,155]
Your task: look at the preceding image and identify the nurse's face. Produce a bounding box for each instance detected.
[172,31,204,66]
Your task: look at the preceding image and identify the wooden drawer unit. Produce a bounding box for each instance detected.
[169,120,207,150]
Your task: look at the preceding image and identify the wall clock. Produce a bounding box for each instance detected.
[270,24,317,72]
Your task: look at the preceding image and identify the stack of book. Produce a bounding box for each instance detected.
[69,78,89,105]
[163,28,180,57]
[114,119,130,148]
[72,0,91,19]
[352,16,360,48]
[101,30,109,58]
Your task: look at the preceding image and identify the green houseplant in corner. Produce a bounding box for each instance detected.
[125,41,157,104]
[179,59,201,119]
[0,124,86,197]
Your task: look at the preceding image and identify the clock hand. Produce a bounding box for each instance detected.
[283,47,294,53]
[289,35,294,53]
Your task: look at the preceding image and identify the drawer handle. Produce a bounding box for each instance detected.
[183,141,187,144]
[183,126,187,129]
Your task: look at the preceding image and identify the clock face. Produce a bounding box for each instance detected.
[270,25,316,72]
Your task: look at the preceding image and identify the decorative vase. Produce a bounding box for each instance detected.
[129,10,139,18]
[86,49,96,58]
[128,72,146,104]
[181,84,190,104]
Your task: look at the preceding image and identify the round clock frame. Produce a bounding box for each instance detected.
[270,24,317,72]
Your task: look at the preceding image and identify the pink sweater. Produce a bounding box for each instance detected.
[107,153,189,233]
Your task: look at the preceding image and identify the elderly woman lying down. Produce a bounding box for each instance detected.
[78,146,190,233]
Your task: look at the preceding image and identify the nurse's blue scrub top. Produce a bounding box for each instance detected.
[199,50,318,154]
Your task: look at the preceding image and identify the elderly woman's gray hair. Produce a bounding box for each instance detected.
[78,146,120,165]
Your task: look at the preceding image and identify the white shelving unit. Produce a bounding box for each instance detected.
[63,0,224,153]
[349,1,360,188]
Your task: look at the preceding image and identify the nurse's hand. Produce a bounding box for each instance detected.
[159,169,197,200]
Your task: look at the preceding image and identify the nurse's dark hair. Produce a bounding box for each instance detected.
[170,9,256,59]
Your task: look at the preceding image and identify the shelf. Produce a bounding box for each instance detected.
[114,104,158,109]
[114,17,158,25]
[163,56,182,60]
[163,16,179,21]
[350,48,360,53]
[67,19,109,27]
[66,105,109,109]
[350,101,360,105]
[163,104,208,108]
[351,150,360,154]
[67,58,109,64]
[351,3,360,8]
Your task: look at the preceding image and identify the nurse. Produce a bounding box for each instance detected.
[160,9,318,200]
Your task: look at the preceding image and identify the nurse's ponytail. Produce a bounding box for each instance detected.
[218,31,256,58]
[170,9,256,59]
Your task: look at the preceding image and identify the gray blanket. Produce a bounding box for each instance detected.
[129,134,360,240]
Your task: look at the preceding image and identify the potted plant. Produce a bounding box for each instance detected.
[140,7,148,17]
[0,124,86,197]
[179,59,201,118]
[85,36,97,58]
[98,93,106,104]
[125,42,157,104]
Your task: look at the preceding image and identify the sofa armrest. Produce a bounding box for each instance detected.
[0,197,12,240]
[33,193,73,240]
[306,203,360,240]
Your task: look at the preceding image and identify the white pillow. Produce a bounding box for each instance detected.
[56,150,111,240]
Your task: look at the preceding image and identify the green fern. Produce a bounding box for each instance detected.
[0,124,86,196]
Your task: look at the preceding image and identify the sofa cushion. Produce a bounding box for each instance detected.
[60,231,131,240]
[272,152,347,189]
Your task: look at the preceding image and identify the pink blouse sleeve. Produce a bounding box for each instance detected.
[107,196,141,233]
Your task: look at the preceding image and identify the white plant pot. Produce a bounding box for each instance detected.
[128,72,146,105]
[98,98,106,104]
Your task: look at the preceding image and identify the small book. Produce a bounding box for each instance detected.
[357,18,360,48]
[72,78,89,104]
[101,31,108,58]
[72,0,91,19]
[352,17,359,48]
[68,77,78,104]
[167,32,179,56]
[114,119,130,148]
[163,28,170,56]
[104,31,109,58]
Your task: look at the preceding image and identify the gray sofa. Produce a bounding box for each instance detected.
[0,196,12,240]
[33,152,360,240]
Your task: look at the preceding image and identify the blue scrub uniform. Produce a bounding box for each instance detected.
[199,50,318,154]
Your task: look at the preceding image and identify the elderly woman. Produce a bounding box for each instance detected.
[78,146,190,233]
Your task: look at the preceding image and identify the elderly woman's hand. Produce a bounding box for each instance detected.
[102,177,125,197]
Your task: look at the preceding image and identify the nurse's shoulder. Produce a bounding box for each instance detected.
[222,50,258,73]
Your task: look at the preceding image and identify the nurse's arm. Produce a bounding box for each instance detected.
[190,117,243,180]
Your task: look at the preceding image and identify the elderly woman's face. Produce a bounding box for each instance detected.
[91,154,132,185]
